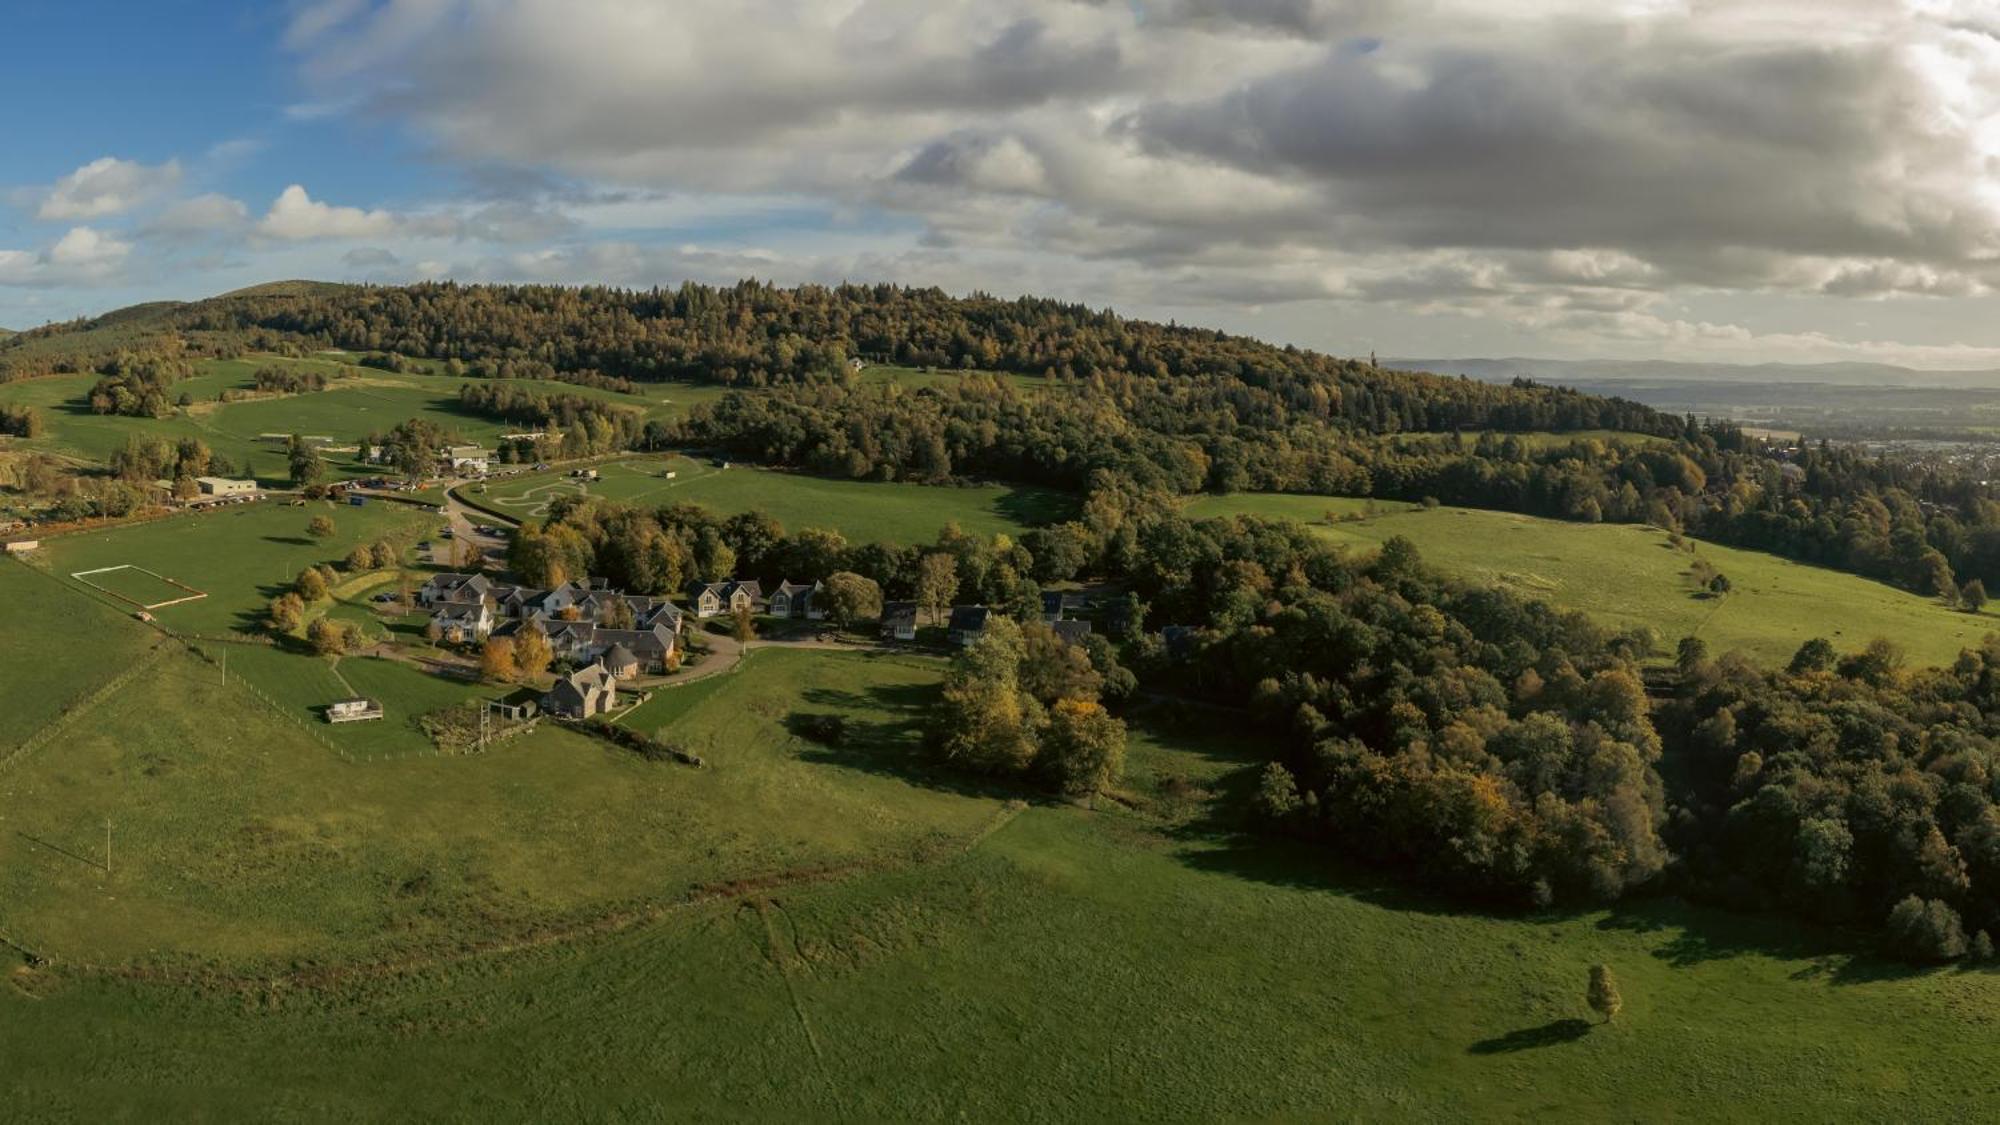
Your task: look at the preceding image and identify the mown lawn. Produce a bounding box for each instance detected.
[1186,494,2000,668]
[476,453,1074,542]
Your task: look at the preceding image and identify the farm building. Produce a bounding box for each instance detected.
[880,601,918,641]
[3,539,39,555]
[196,477,257,497]
[326,698,385,723]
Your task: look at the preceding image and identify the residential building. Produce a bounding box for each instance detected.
[948,605,992,647]
[1040,590,1089,623]
[543,662,617,718]
[1051,619,1094,647]
[880,601,919,641]
[769,579,824,619]
[687,578,763,618]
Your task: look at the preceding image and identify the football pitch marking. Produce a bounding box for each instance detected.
[70,564,209,610]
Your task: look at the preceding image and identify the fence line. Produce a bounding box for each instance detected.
[0,645,172,775]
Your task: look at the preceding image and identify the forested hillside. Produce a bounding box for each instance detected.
[13,279,2000,599]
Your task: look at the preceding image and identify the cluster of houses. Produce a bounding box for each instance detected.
[420,573,688,675]
[415,567,1134,720]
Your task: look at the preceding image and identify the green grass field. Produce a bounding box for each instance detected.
[1186,494,1999,668]
[5,642,2000,1118]
[0,561,164,756]
[0,353,725,485]
[473,453,1074,542]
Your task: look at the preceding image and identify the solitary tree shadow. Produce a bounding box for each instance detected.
[1467,1018,1593,1055]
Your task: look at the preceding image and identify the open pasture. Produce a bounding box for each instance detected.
[0,354,724,484]
[34,499,431,635]
[4,664,2000,1117]
[474,453,1075,542]
[1187,493,2000,667]
[0,560,163,756]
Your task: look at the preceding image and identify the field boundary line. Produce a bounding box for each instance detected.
[174,638,355,763]
[0,644,171,775]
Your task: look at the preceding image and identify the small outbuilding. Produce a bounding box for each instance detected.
[197,476,258,497]
[326,698,385,723]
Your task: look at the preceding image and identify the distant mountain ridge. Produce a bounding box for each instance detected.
[1393,356,2000,389]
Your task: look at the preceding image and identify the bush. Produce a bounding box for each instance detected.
[578,718,702,766]
[1885,895,1967,962]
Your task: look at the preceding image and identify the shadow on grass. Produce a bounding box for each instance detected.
[1175,819,1933,987]
[1467,1018,1593,1055]
[263,536,315,546]
[14,832,104,872]
[994,486,1079,528]
[790,677,1043,803]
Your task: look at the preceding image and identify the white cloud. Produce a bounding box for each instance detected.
[34,156,182,220]
[0,226,132,287]
[257,184,411,241]
[275,0,2000,361]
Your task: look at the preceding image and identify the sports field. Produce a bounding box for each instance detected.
[473,453,1075,542]
[4,639,2000,1117]
[70,563,205,608]
[1185,494,2000,667]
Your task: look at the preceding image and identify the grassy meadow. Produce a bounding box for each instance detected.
[5,652,2000,1117]
[0,353,723,485]
[470,453,1074,542]
[1187,493,2000,668]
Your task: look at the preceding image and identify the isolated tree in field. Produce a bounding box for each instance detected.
[287,434,325,487]
[1040,697,1126,800]
[1587,964,1622,1023]
[370,540,398,569]
[513,624,553,680]
[480,635,518,683]
[731,603,756,643]
[308,514,335,539]
[934,617,1039,775]
[295,567,329,603]
[267,592,305,633]
[822,571,882,629]
[917,552,958,625]
[345,544,375,571]
[1962,579,1987,614]
[307,617,351,656]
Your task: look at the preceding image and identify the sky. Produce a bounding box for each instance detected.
[4,0,2000,368]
